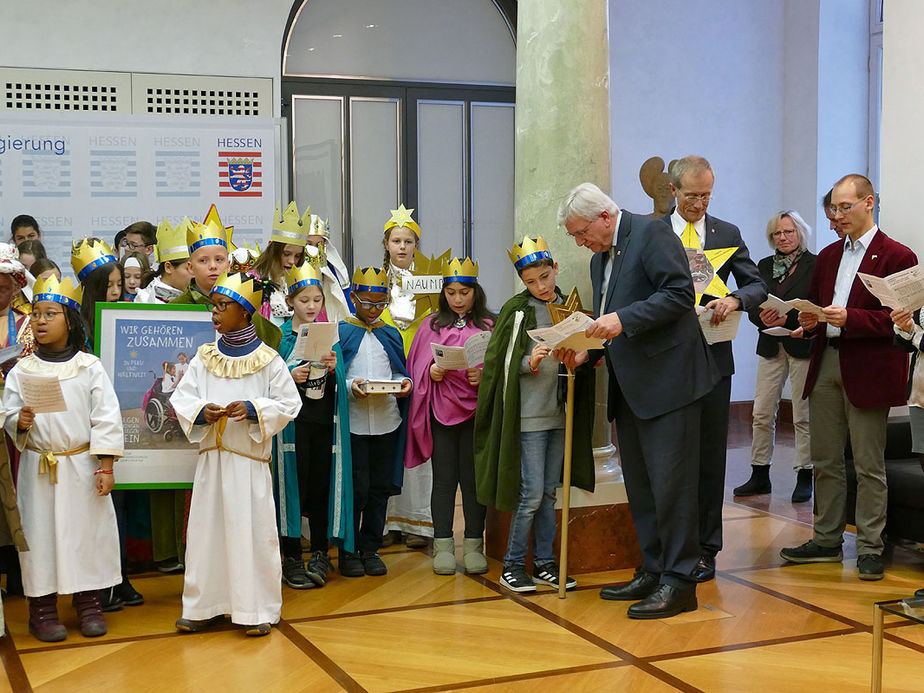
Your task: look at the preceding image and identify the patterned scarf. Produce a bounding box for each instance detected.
[220,324,257,348]
[771,248,803,281]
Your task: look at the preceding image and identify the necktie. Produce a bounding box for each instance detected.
[682,221,701,250]
[602,247,616,297]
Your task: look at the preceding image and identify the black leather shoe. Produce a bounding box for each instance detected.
[600,570,659,601]
[915,588,924,599]
[691,555,715,583]
[627,584,697,620]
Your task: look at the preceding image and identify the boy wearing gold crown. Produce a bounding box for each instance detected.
[170,205,282,350]
[3,274,123,641]
[271,262,353,589]
[474,237,597,593]
[170,271,300,637]
[337,267,411,577]
[134,219,192,304]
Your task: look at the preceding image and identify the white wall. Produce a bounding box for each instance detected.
[880,0,924,261]
[0,0,294,116]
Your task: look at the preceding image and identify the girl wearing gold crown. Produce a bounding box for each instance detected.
[2,273,124,641]
[379,205,433,549]
[405,257,495,575]
[251,202,311,324]
[72,238,122,350]
[171,271,300,637]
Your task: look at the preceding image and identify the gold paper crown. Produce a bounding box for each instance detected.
[286,262,323,295]
[211,271,263,314]
[351,266,389,294]
[442,257,479,283]
[71,237,117,282]
[383,204,421,238]
[271,201,311,247]
[155,218,192,263]
[508,236,552,270]
[228,241,262,273]
[33,274,83,311]
[304,243,326,269]
[307,214,329,239]
[187,205,233,254]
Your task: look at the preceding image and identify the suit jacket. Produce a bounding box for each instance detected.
[594,211,719,420]
[747,252,816,359]
[662,212,767,376]
[802,229,916,408]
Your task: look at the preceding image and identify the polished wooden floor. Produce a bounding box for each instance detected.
[1,434,922,692]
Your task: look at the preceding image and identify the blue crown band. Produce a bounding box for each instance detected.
[211,285,256,314]
[34,292,80,312]
[189,237,227,253]
[352,283,389,294]
[443,275,478,284]
[288,277,322,294]
[76,254,117,282]
[513,250,552,270]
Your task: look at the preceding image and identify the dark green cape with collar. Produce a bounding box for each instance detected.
[473,288,597,512]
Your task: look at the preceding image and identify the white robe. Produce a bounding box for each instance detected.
[2,353,123,597]
[170,342,300,625]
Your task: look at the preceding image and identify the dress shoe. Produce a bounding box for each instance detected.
[692,555,716,583]
[600,569,659,601]
[914,588,924,599]
[627,584,697,620]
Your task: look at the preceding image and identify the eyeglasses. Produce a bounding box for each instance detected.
[771,228,797,239]
[208,299,236,313]
[33,310,63,322]
[119,239,149,251]
[353,297,389,310]
[568,215,600,238]
[680,192,712,204]
[827,199,866,217]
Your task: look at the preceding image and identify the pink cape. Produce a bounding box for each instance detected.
[404,318,492,469]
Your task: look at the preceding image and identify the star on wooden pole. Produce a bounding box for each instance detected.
[408,248,452,319]
[547,287,592,325]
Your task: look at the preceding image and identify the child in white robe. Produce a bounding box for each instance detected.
[171,271,300,637]
[2,274,123,642]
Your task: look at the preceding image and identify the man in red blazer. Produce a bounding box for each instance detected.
[781,174,916,580]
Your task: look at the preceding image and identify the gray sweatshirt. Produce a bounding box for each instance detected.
[519,295,565,432]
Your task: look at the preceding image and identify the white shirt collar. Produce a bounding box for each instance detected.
[845,224,878,252]
[610,209,622,248]
[670,209,706,245]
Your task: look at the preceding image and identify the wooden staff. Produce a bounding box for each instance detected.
[559,364,576,599]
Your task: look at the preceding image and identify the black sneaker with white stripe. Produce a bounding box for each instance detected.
[533,562,577,590]
[500,565,536,593]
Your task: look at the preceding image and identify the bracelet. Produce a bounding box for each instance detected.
[94,468,114,476]
[530,363,539,375]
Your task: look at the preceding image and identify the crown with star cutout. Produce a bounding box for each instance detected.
[383,204,421,238]
[351,267,389,294]
[271,201,311,247]
[210,271,263,314]
[442,257,479,284]
[508,236,552,271]
[306,214,330,239]
[71,237,117,282]
[187,205,233,254]
[33,274,83,311]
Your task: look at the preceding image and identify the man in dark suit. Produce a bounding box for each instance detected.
[558,182,719,619]
[664,156,767,582]
[781,174,916,580]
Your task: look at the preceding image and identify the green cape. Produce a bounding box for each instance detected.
[473,288,597,511]
[170,283,282,351]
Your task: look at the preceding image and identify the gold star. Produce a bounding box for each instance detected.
[547,287,592,325]
[680,223,736,301]
[387,204,417,229]
[410,248,452,319]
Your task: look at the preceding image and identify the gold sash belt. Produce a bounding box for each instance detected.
[26,443,91,484]
[197,444,270,464]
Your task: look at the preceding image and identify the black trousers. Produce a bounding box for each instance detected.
[281,420,334,560]
[697,375,732,557]
[614,386,701,589]
[430,416,485,539]
[351,431,398,554]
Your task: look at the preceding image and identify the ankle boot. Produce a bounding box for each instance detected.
[432,538,456,575]
[733,465,771,496]
[792,468,813,503]
[74,590,108,637]
[28,593,67,642]
[462,538,489,574]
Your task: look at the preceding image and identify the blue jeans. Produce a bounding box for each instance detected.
[503,429,565,567]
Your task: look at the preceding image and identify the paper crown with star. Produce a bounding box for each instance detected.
[210,271,263,314]
[286,262,323,295]
[33,274,83,311]
[383,204,421,238]
[306,214,330,239]
[351,267,389,294]
[442,257,479,284]
[187,204,233,254]
[271,201,312,247]
[71,237,117,282]
[508,236,552,271]
[155,218,193,263]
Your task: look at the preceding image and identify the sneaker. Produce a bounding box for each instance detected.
[306,551,332,587]
[360,551,387,576]
[779,540,843,564]
[116,578,144,607]
[176,615,226,633]
[339,551,365,578]
[858,554,884,581]
[405,533,429,549]
[282,556,315,589]
[500,565,536,593]
[245,622,272,637]
[533,562,578,590]
[98,586,124,612]
[157,558,185,574]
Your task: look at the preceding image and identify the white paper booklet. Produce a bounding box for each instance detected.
[697,309,743,345]
[526,311,604,351]
[787,299,828,322]
[292,322,339,362]
[759,294,797,315]
[761,326,794,337]
[430,330,491,370]
[18,373,67,413]
[857,265,924,311]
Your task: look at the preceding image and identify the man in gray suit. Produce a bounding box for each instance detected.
[558,182,719,619]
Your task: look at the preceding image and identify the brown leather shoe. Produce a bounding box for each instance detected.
[73,590,107,637]
[28,593,67,642]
